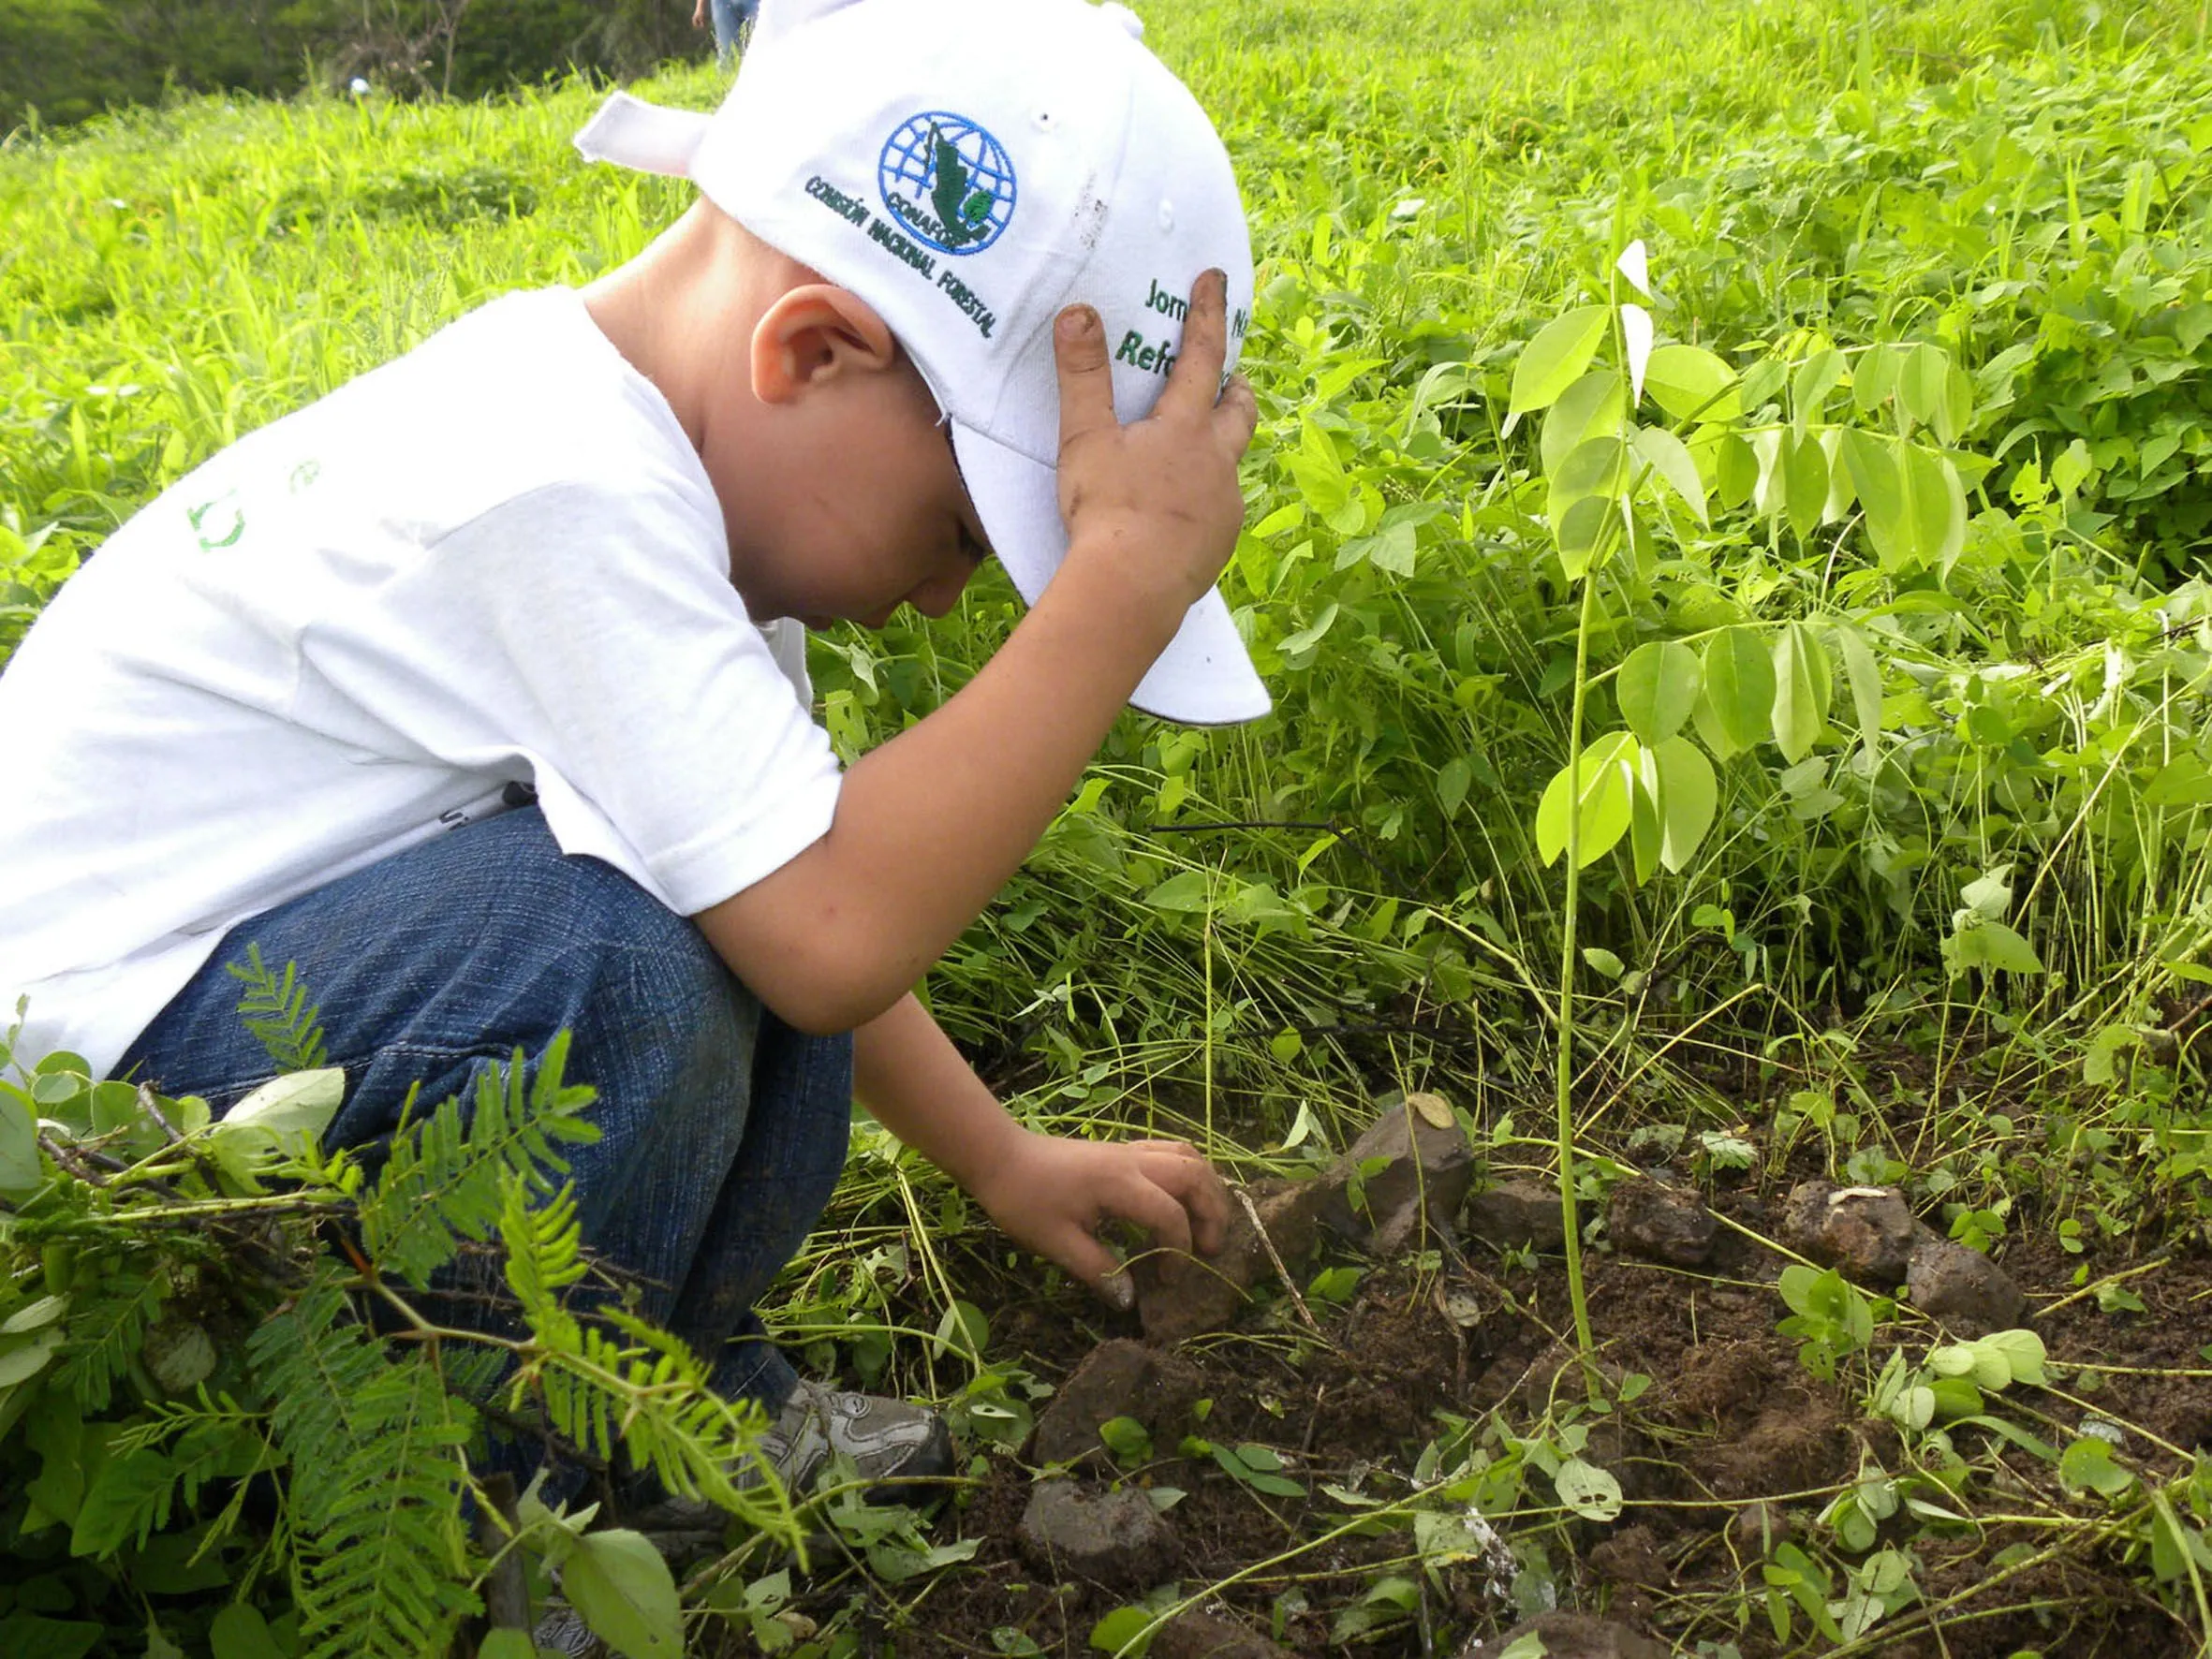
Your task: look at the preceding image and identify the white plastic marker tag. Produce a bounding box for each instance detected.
[1622,302,1654,408]
[1615,238,1651,299]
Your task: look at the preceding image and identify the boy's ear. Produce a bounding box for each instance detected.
[750,285,898,404]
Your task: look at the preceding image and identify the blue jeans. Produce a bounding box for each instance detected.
[711,0,758,64]
[117,807,851,1490]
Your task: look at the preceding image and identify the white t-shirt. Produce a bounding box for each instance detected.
[0,287,843,1078]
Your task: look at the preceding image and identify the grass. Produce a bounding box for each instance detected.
[7,0,2212,1652]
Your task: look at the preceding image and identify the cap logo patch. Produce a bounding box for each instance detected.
[877,112,1016,256]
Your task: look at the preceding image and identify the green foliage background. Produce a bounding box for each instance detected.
[0,0,699,131]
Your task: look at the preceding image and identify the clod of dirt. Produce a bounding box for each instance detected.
[1587,1523,1671,1589]
[1015,1479,1176,1590]
[1149,1608,1292,1659]
[1317,1100,1477,1255]
[1906,1238,2028,1335]
[1607,1177,1717,1267]
[1458,1612,1667,1659]
[1781,1180,1920,1284]
[1030,1339,1203,1466]
[1131,1176,1326,1343]
[1465,1179,1567,1253]
[1731,1500,1792,1553]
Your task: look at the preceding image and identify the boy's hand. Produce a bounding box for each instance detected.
[1053,270,1259,621]
[966,1128,1230,1310]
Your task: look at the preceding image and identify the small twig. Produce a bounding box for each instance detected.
[135,1083,187,1145]
[37,1131,125,1181]
[476,1472,530,1634]
[1234,1186,1324,1340]
[2034,1255,2171,1318]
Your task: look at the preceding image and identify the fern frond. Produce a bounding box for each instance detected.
[355,1031,598,1287]
[249,1271,479,1659]
[54,1265,168,1413]
[226,944,328,1073]
[496,1174,795,1543]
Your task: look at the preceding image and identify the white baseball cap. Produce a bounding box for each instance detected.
[573,0,1268,725]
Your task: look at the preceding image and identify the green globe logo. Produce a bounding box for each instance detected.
[877,112,1016,256]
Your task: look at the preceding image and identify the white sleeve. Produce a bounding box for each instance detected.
[297,478,843,915]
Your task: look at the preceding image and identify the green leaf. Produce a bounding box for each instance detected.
[1630,746,1663,884]
[2057,1436,2135,1498]
[1535,732,1640,867]
[1770,623,1830,764]
[1554,1456,1624,1520]
[71,1447,172,1556]
[478,1634,536,1659]
[1631,425,1707,522]
[0,1088,43,1197]
[1947,918,2046,976]
[1790,348,1845,439]
[1654,736,1718,874]
[1089,1607,1158,1655]
[1708,432,1757,510]
[566,1529,683,1659]
[1549,435,1627,521]
[1616,640,1702,745]
[1895,343,1949,434]
[212,1068,344,1152]
[1703,626,1775,753]
[1834,624,1884,758]
[1510,305,1610,417]
[0,1615,103,1659]
[1,1296,66,1339]
[1644,343,1741,422]
[1783,432,1828,538]
[208,1606,287,1659]
[0,1327,64,1387]
[1853,343,1902,414]
[1541,370,1628,476]
[1143,872,1214,913]
[1553,493,1614,580]
[1276,600,1338,657]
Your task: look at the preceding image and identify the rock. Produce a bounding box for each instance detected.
[1317,1098,1477,1255]
[1149,1609,1291,1659]
[1780,1181,1920,1285]
[1465,1180,1567,1254]
[1608,1178,1717,1267]
[1906,1239,2027,1335]
[1031,1340,1203,1466]
[1459,1613,1667,1659]
[1016,1480,1176,1589]
[1131,1176,1326,1343]
[1731,1500,1791,1553]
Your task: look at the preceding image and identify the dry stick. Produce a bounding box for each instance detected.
[2034,1255,2171,1318]
[1233,1185,1323,1339]
[476,1472,530,1635]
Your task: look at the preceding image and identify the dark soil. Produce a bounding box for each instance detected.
[728,1140,2212,1656]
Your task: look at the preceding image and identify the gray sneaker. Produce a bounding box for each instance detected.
[754,1378,953,1496]
[624,1379,953,1531]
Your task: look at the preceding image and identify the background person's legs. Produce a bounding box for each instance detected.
[709,0,755,66]
[116,806,851,1483]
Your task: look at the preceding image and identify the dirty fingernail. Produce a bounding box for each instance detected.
[1058,305,1099,341]
[1103,1270,1136,1312]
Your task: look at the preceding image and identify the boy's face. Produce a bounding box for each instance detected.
[706,337,992,632]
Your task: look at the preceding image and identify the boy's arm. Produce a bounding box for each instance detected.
[697,274,1255,1035]
[853,993,1229,1305]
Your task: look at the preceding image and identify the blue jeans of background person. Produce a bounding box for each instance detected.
[711,0,758,65]
[116,806,851,1495]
